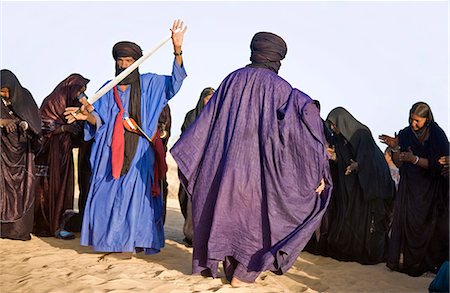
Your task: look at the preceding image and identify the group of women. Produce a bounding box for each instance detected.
[305,103,449,278]
[1,70,91,240]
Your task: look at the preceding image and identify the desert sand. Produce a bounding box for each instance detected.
[0,154,434,293]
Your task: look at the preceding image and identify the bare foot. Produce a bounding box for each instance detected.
[97,252,133,262]
[231,276,253,287]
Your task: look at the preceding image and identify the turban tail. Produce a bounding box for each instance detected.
[111,41,143,176]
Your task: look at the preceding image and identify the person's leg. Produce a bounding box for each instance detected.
[231,263,260,287]
[182,198,193,247]
[162,178,168,225]
[223,256,260,287]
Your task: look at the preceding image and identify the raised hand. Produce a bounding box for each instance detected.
[379,132,399,148]
[170,19,187,51]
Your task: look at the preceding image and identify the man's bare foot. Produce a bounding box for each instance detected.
[231,276,253,287]
[97,252,133,262]
[200,268,213,278]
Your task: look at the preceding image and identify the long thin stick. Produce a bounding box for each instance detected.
[86,35,173,106]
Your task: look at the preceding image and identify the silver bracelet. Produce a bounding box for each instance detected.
[413,156,419,165]
[390,146,400,153]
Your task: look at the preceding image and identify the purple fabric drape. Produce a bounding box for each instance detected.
[171,67,332,278]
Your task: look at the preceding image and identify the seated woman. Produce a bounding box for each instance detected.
[380,101,449,277]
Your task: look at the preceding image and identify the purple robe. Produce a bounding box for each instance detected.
[171,67,332,277]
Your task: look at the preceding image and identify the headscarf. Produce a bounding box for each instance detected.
[326,106,394,200]
[181,87,215,133]
[326,107,371,143]
[40,73,90,135]
[112,41,143,175]
[247,32,287,74]
[408,101,434,139]
[1,69,41,135]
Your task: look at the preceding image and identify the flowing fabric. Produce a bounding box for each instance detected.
[171,66,331,279]
[319,107,395,264]
[178,88,214,245]
[387,122,449,276]
[1,69,41,240]
[80,60,186,254]
[33,74,89,236]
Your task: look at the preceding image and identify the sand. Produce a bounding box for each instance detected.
[0,154,434,293]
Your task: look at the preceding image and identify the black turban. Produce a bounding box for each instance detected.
[248,32,287,74]
[112,41,143,61]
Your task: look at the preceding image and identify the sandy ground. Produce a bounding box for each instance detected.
[0,154,434,293]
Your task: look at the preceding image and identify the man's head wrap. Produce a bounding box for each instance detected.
[248,32,287,74]
[112,41,143,61]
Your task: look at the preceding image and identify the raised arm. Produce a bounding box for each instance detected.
[170,19,187,66]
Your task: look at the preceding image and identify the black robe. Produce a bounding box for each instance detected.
[387,122,449,276]
[315,107,395,264]
[1,69,41,240]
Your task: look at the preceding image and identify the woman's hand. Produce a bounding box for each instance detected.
[399,147,416,163]
[379,133,399,149]
[439,156,449,177]
[345,159,358,175]
[2,119,17,133]
[64,106,89,124]
[326,145,337,161]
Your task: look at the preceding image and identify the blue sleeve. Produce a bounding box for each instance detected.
[84,111,103,141]
[166,58,187,100]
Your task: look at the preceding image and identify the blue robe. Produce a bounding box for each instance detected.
[80,60,186,254]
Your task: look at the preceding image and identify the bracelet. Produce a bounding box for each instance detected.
[390,146,400,153]
[413,155,419,165]
[174,51,182,56]
[61,125,65,132]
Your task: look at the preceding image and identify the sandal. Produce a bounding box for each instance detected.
[55,229,75,240]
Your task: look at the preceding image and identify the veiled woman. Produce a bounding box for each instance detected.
[325,107,395,264]
[177,87,215,247]
[380,102,449,276]
[1,69,42,240]
[33,74,89,239]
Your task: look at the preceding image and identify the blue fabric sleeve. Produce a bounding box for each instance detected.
[84,111,103,141]
[167,58,187,100]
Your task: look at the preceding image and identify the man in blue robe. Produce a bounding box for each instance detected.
[171,32,332,286]
[65,20,187,254]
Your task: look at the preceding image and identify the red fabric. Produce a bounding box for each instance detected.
[111,87,125,179]
[151,129,168,197]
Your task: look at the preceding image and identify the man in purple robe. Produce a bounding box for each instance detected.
[171,32,332,286]
[64,20,187,254]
